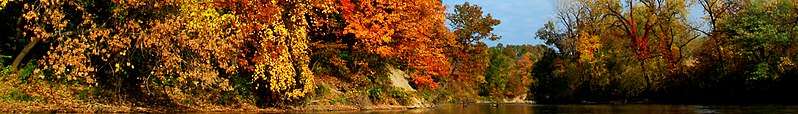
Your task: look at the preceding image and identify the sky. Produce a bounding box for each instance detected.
[442,0,557,46]
[441,0,707,47]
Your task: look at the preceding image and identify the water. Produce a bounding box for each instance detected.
[286,104,798,114]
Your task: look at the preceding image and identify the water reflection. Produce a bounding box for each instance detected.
[278,104,798,114]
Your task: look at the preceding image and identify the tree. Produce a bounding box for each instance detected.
[723,0,797,84]
[597,0,696,92]
[481,44,511,97]
[329,0,455,90]
[535,21,568,55]
[216,0,327,101]
[533,0,701,101]
[21,0,325,103]
[447,2,501,45]
[444,2,500,99]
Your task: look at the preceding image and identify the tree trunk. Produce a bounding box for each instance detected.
[640,59,652,97]
[10,38,40,72]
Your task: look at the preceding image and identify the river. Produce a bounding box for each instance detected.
[282,104,798,114]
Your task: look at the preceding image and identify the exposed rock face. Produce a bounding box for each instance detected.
[385,65,435,108]
[475,94,535,104]
[386,65,416,92]
[503,94,533,103]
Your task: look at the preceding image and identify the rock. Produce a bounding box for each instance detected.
[409,97,427,108]
[505,94,528,103]
[386,65,416,92]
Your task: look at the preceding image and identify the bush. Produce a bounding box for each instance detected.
[367,86,384,101]
[1,54,10,78]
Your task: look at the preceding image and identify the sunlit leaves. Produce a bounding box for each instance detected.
[577,32,601,63]
[27,0,99,84]
[223,0,318,100]
[333,0,454,90]
[0,0,8,11]
[31,0,319,101]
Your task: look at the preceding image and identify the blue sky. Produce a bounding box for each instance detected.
[442,0,556,46]
[441,0,707,47]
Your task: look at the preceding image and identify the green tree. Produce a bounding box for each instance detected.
[481,44,512,97]
[723,0,797,84]
[535,21,568,54]
[447,2,502,45]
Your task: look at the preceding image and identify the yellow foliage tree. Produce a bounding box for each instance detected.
[221,0,320,100]
[577,32,602,63]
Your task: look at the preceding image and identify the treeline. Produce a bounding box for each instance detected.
[529,0,798,103]
[1,0,796,111]
[0,0,519,109]
[0,0,478,106]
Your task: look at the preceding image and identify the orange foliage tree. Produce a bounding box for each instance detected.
[332,0,454,89]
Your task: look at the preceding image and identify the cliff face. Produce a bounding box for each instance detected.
[387,65,416,92]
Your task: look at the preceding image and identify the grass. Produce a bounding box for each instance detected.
[0,89,39,102]
[0,58,40,103]
[331,96,349,105]
[365,85,416,105]
[17,61,36,83]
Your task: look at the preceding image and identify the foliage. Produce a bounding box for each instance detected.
[309,0,456,90]
[366,85,412,105]
[685,0,798,102]
[481,44,511,97]
[0,0,336,107]
[477,44,546,98]
[3,0,798,111]
[0,0,7,11]
[528,0,798,103]
[1,89,36,102]
[1,55,10,77]
[442,2,501,102]
[447,2,501,44]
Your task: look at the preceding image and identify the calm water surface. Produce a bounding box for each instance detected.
[284,104,798,114]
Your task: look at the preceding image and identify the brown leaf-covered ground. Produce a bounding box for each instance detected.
[0,75,433,113]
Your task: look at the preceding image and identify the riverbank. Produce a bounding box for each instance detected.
[0,82,436,113]
[474,94,535,104]
[0,100,437,113]
[0,98,282,113]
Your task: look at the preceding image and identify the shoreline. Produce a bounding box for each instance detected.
[0,101,439,113]
[13,100,798,113]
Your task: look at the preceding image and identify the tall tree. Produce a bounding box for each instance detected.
[444,2,501,97]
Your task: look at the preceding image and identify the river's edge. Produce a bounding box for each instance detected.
[294,104,434,112]
[0,100,555,113]
[0,101,443,113]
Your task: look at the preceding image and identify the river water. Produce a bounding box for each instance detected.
[286,104,798,114]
